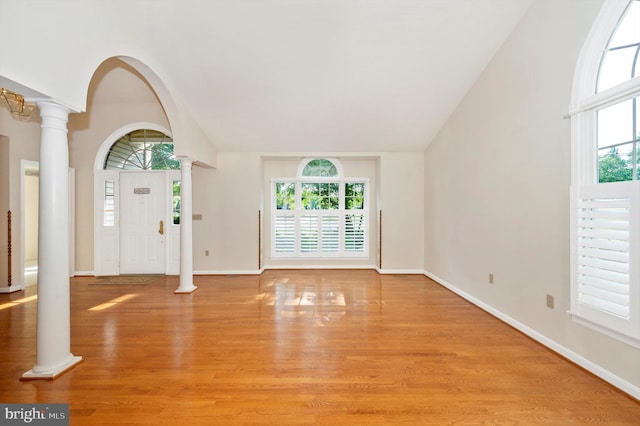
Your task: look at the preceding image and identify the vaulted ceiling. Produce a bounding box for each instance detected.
[86,1,534,152]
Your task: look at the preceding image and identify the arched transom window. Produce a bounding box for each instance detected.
[104,129,180,170]
[596,0,640,183]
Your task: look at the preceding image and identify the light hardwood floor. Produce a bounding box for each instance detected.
[1,270,639,424]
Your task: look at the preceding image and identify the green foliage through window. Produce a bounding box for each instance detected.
[276,182,295,210]
[598,147,634,183]
[301,183,339,209]
[301,159,338,177]
[104,129,180,170]
[173,180,181,224]
[345,183,365,209]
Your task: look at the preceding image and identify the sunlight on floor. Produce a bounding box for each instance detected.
[0,295,38,311]
[88,294,137,312]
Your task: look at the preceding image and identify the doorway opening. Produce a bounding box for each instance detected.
[23,162,38,286]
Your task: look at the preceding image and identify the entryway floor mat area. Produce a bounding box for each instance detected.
[88,275,165,285]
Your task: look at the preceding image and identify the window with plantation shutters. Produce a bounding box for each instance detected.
[271,158,368,259]
[574,184,634,331]
[571,0,640,345]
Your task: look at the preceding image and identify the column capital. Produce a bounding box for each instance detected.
[35,101,72,133]
[28,97,80,114]
[178,156,194,170]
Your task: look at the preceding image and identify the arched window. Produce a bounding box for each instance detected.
[571,0,640,346]
[596,1,640,182]
[104,129,180,170]
[301,158,339,177]
[272,158,368,258]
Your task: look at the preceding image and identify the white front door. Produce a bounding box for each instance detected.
[119,172,167,274]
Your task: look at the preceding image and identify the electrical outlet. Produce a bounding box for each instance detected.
[205,250,209,256]
[546,294,554,309]
[489,273,494,284]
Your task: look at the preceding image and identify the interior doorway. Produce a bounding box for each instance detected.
[23,163,38,286]
[21,161,75,287]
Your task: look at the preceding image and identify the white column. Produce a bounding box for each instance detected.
[175,157,197,293]
[22,101,82,379]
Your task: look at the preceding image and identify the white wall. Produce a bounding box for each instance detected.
[424,0,640,394]
[192,152,262,273]
[380,153,424,272]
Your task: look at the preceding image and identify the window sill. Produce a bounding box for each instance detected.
[568,311,640,349]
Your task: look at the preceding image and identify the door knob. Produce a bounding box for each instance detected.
[159,220,164,235]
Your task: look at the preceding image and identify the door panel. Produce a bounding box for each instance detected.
[120,173,166,274]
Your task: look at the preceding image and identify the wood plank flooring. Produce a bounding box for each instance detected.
[1,270,639,424]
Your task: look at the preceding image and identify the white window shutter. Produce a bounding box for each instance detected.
[300,215,319,253]
[274,214,296,253]
[345,213,366,252]
[573,181,639,338]
[321,214,340,252]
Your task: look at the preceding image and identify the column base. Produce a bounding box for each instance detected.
[175,285,198,294]
[21,355,83,381]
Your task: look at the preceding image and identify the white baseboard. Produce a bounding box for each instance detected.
[378,269,425,275]
[0,285,24,293]
[424,270,640,400]
[194,269,263,275]
[262,264,378,271]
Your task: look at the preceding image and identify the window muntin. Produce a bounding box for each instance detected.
[301,182,339,210]
[597,1,640,93]
[104,129,180,170]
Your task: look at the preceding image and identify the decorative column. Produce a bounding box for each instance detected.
[22,101,82,379]
[175,157,197,293]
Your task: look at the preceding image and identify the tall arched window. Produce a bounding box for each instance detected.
[272,158,368,258]
[571,0,640,346]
